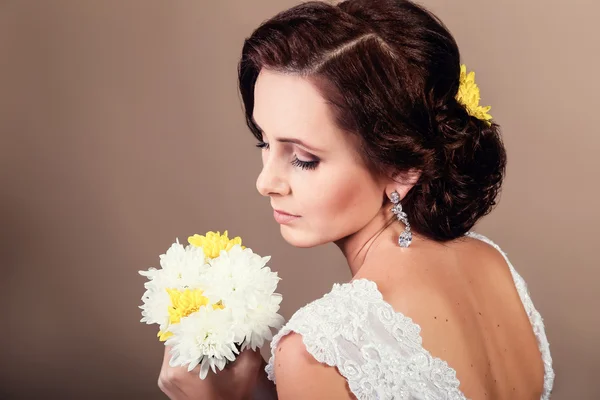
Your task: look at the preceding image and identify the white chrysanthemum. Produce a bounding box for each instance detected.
[139,286,171,331]
[202,245,277,303]
[166,306,239,380]
[139,239,209,328]
[201,245,285,350]
[239,293,285,350]
[158,239,207,287]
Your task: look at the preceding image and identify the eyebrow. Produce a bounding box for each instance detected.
[254,119,322,153]
[276,137,321,153]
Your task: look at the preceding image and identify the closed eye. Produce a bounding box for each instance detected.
[291,156,319,170]
[256,141,319,171]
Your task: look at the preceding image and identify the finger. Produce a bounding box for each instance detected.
[159,346,194,399]
[228,348,263,375]
[163,345,201,376]
[161,345,173,368]
[224,348,249,370]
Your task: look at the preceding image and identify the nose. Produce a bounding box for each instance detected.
[256,158,290,197]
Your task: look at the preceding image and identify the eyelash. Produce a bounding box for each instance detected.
[256,141,319,171]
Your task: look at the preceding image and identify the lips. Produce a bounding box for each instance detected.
[273,209,300,224]
[273,209,298,217]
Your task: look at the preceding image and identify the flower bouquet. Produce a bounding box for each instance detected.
[139,231,284,379]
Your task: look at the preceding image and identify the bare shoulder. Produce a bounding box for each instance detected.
[272,332,355,399]
[361,235,513,301]
[351,234,521,344]
[351,234,543,398]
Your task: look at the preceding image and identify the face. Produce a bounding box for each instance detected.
[253,69,387,248]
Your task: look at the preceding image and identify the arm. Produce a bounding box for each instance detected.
[271,333,355,400]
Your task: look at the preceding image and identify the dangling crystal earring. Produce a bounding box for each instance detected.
[390,190,412,248]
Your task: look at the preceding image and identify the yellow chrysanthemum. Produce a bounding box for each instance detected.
[157,288,225,341]
[456,64,492,125]
[188,230,245,259]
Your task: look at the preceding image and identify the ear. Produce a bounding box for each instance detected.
[385,168,421,200]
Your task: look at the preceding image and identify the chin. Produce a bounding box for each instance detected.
[279,225,325,248]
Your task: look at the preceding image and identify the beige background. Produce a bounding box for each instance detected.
[0,0,598,399]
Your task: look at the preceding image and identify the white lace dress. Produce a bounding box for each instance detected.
[265,232,554,399]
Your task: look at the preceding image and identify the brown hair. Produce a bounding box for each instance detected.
[238,0,507,242]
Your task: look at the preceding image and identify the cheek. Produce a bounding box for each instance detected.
[303,168,381,229]
[279,164,382,248]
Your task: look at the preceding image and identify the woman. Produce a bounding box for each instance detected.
[158,0,554,398]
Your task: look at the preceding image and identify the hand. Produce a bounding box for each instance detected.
[158,345,266,400]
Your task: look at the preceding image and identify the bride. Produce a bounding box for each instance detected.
[157,0,554,398]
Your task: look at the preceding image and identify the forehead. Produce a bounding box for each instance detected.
[253,69,336,138]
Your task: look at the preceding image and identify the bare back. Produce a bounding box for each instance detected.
[356,234,547,399]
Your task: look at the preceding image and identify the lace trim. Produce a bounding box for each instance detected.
[266,279,465,399]
[266,232,554,400]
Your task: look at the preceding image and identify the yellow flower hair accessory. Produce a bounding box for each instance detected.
[456,64,492,125]
[188,230,245,259]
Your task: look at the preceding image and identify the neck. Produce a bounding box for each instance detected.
[334,207,407,276]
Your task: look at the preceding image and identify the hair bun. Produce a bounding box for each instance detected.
[402,98,507,240]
